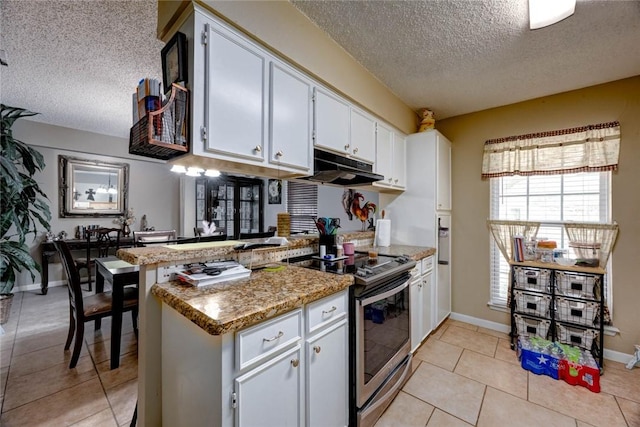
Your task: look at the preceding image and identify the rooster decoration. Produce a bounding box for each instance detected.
[342,189,354,220]
[350,192,377,231]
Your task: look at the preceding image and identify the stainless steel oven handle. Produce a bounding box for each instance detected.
[363,355,412,415]
[359,280,409,306]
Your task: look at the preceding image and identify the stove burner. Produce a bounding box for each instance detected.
[285,252,416,287]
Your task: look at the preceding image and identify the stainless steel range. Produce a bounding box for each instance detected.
[287,252,416,426]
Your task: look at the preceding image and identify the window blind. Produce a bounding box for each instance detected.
[287,181,318,233]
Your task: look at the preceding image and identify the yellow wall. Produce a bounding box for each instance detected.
[437,76,640,354]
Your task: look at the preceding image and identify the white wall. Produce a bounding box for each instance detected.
[12,120,181,290]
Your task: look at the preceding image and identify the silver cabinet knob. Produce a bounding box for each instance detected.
[254,145,262,153]
[291,359,299,368]
[275,150,284,158]
[353,147,359,154]
[394,179,399,183]
[313,346,321,354]
[344,144,350,151]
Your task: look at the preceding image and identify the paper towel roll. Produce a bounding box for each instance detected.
[375,219,391,247]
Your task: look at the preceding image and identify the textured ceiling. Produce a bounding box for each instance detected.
[291,0,640,120]
[1,0,639,140]
[1,0,164,139]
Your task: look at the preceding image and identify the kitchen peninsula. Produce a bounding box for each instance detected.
[116,232,434,425]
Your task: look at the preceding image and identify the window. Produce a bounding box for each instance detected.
[489,172,611,307]
[287,181,318,233]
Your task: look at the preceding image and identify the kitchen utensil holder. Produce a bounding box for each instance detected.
[319,234,336,255]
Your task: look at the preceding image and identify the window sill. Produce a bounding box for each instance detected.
[487,302,620,336]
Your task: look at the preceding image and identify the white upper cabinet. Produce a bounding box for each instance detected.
[349,107,376,164]
[189,9,312,176]
[436,133,452,210]
[393,131,407,189]
[374,123,406,190]
[313,87,376,164]
[204,18,267,162]
[269,62,313,172]
[313,87,351,155]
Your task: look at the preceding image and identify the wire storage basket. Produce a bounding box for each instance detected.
[129,83,189,160]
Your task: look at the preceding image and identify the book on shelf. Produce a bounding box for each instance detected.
[512,235,525,262]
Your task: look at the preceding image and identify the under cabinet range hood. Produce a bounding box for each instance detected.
[300,149,384,186]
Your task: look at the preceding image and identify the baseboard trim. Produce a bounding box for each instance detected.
[14,281,66,293]
[449,312,632,364]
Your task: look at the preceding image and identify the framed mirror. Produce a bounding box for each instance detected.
[59,156,129,217]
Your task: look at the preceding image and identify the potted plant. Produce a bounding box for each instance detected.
[0,104,51,323]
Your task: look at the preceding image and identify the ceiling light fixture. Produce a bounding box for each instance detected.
[529,0,576,29]
[204,169,221,177]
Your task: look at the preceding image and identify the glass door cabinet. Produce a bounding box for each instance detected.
[196,176,264,239]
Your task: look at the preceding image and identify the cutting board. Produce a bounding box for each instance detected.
[163,240,246,251]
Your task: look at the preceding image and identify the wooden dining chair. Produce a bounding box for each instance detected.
[54,239,138,369]
[75,227,121,291]
[132,229,176,247]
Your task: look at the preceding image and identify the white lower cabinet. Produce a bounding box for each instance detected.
[235,345,303,427]
[306,320,349,427]
[410,256,434,352]
[162,289,348,427]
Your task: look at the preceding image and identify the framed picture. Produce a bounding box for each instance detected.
[268,179,282,204]
[161,32,187,93]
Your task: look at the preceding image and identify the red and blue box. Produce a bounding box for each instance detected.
[517,336,560,379]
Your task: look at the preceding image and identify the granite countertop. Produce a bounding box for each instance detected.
[117,231,375,266]
[355,244,436,260]
[151,264,353,335]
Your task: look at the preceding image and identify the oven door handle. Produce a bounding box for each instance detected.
[362,355,413,416]
[359,280,409,306]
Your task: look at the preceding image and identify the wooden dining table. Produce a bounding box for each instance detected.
[94,256,140,370]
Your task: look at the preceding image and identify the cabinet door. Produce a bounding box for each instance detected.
[436,134,452,210]
[270,62,312,172]
[410,278,423,352]
[306,320,348,427]
[236,345,302,427]
[206,21,267,161]
[314,88,350,155]
[421,271,433,340]
[350,108,376,163]
[392,132,407,189]
[375,123,393,185]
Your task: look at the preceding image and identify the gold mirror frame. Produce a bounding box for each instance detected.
[58,155,129,218]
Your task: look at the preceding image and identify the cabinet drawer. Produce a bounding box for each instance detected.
[236,309,302,370]
[421,256,434,273]
[306,291,347,334]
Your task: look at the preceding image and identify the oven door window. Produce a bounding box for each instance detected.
[362,286,410,384]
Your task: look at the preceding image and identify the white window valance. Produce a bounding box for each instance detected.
[481,121,620,179]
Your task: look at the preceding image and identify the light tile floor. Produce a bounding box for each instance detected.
[2,288,639,426]
[376,320,640,427]
[0,287,137,426]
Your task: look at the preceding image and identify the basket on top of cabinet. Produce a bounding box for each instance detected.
[129,83,189,160]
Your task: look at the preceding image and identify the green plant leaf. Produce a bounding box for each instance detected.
[1,104,49,294]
